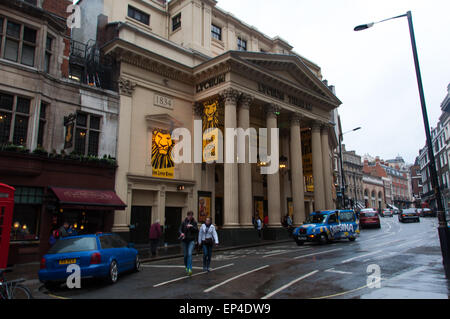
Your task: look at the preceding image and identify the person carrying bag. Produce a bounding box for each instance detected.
[198,217,219,272]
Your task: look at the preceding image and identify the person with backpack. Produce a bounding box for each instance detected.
[198,217,219,272]
[179,211,199,276]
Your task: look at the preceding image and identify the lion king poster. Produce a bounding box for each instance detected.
[152,129,175,179]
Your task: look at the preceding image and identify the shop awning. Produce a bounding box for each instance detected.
[50,187,126,211]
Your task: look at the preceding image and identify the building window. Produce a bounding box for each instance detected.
[2,19,37,67]
[237,37,247,51]
[37,102,47,148]
[128,5,150,25]
[74,112,101,156]
[0,93,30,146]
[172,13,181,32]
[44,35,53,73]
[211,24,222,41]
[11,186,43,242]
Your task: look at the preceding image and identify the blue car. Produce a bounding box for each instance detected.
[293,210,360,246]
[39,233,140,287]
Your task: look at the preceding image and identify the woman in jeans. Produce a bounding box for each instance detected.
[198,217,219,272]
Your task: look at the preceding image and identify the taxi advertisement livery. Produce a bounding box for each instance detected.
[293,210,359,245]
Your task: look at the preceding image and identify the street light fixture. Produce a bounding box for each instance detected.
[339,127,362,209]
[354,11,450,278]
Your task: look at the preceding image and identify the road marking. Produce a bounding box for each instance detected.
[395,239,423,249]
[153,263,234,288]
[341,250,383,264]
[261,270,319,299]
[368,239,404,249]
[262,247,311,258]
[204,265,269,293]
[324,268,353,275]
[48,293,71,300]
[293,248,342,260]
[142,265,204,270]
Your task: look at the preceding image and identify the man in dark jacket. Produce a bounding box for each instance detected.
[149,220,162,257]
[179,211,198,276]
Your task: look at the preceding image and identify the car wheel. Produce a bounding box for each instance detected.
[108,260,119,284]
[134,255,141,272]
[319,233,328,245]
[349,237,356,242]
[295,240,305,246]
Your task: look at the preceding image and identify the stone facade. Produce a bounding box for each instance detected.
[72,0,342,244]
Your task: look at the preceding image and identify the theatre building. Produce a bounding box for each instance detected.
[74,0,342,245]
[0,0,123,264]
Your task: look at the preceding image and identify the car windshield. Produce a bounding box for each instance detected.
[305,214,326,224]
[360,210,377,217]
[403,209,416,215]
[48,237,97,254]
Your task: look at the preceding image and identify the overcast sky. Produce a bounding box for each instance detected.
[215,0,450,164]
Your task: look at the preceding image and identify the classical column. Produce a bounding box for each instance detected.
[290,115,306,225]
[266,104,282,227]
[311,122,326,211]
[321,126,333,209]
[238,94,254,227]
[221,88,240,228]
[193,102,204,221]
[113,78,137,233]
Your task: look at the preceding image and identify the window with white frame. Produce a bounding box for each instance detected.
[44,35,53,73]
[237,37,247,51]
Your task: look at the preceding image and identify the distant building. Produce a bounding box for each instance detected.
[341,144,364,209]
[362,174,385,210]
[410,157,423,207]
[420,84,450,211]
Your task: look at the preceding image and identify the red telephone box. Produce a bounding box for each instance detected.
[0,183,15,269]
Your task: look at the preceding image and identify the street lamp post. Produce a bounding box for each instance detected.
[339,127,362,209]
[355,11,450,278]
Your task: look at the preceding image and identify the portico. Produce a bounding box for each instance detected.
[105,40,341,244]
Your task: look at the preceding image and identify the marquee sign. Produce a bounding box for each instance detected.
[196,74,226,93]
[258,82,313,111]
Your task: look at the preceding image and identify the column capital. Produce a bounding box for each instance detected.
[118,78,137,97]
[290,113,303,126]
[220,88,241,104]
[238,94,254,110]
[264,103,281,118]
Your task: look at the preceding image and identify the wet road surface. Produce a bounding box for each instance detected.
[39,217,450,299]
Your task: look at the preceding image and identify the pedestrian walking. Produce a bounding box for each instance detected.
[179,211,199,276]
[256,216,263,239]
[198,217,219,272]
[263,215,269,229]
[149,220,162,258]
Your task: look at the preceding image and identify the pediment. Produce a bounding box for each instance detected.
[231,52,342,107]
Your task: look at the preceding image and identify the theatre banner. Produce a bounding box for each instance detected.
[151,128,175,179]
[202,99,222,163]
[198,192,212,223]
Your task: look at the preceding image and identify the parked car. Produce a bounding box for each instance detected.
[381,209,393,217]
[421,208,436,217]
[293,210,359,246]
[359,208,381,229]
[39,233,140,288]
[399,208,420,223]
[392,209,400,215]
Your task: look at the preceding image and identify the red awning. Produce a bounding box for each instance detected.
[50,187,126,211]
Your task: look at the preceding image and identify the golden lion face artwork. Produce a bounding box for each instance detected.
[202,100,219,132]
[152,129,175,179]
